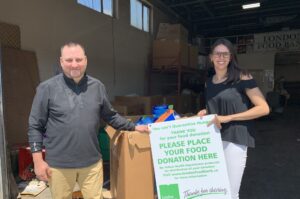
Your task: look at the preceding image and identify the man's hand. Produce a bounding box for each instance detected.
[135,125,149,133]
[32,153,51,181]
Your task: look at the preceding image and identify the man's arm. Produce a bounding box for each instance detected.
[99,85,136,130]
[32,152,51,181]
[28,83,49,149]
[28,83,51,180]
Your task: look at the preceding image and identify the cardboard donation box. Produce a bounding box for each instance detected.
[105,119,155,199]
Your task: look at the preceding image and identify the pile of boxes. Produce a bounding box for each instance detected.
[153,23,199,69]
[104,95,206,198]
[111,95,198,116]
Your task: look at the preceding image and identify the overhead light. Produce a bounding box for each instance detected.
[242,2,260,9]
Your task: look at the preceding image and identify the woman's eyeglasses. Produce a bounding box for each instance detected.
[212,52,231,59]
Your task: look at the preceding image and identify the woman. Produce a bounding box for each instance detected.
[198,38,269,199]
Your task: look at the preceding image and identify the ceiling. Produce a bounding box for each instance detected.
[159,0,300,38]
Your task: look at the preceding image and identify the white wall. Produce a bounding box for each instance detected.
[0,0,171,99]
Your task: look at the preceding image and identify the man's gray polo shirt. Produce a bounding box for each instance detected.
[28,73,135,168]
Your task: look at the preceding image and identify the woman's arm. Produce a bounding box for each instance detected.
[216,76,270,124]
[226,87,269,121]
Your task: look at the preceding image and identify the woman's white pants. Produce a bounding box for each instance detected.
[222,141,248,199]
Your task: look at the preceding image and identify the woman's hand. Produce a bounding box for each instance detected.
[197,109,207,118]
[208,115,232,129]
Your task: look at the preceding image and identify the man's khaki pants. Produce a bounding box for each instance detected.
[48,160,103,199]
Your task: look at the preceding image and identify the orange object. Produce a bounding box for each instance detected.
[155,109,174,123]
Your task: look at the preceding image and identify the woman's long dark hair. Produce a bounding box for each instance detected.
[210,38,248,84]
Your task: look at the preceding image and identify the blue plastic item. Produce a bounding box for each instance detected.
[135,116,154,125]
[152,105,168,120]
[164,113,175,122]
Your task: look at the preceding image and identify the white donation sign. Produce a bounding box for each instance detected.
[149,115,231,199]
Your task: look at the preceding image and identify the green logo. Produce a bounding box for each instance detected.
[160,184,180,199]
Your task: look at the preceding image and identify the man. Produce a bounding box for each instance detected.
[28,42,148,199]
[274,76,290,107]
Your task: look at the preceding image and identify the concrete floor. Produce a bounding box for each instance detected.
[18,104,300,199]
[20,189,51,199]
[240,104,300,199]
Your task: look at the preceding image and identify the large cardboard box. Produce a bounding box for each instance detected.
[105,118,155,199]
[114,96,163,115]
[156,23,188,42]
[153,40,188,68]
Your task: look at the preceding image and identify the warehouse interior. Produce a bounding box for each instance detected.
[0,0,300,198]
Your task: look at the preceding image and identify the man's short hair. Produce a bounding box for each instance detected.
[60,42,86,55]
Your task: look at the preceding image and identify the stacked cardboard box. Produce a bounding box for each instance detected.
[111,101,144,116]
[153,40,188,68]
[113,95,197,115]
[156,23,188,42]
[114,96,163,115]
[153,23,189,69]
